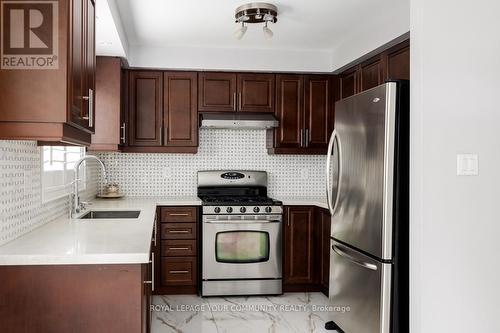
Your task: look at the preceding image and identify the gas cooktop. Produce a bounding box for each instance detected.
[200,196,282,206]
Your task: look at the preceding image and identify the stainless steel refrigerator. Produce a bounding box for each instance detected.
[325,81,409,333]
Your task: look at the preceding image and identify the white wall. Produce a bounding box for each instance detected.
[410,0,500,331]
[128,46,333,73]
[330,0,410,71]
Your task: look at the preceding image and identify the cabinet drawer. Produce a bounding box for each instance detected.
[161,257,197,286]
[162,240,197,257]
[161,223,197,240]
[161,207,198,222]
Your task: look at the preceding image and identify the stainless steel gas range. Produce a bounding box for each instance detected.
[197,170,283,296]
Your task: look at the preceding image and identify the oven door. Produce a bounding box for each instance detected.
[202,215,282,280]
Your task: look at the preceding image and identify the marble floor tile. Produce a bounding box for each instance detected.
[151,292,336,333]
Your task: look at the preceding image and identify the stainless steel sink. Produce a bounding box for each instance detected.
[78,210,141,219]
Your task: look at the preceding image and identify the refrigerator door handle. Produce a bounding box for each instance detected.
[326,130,342,216]
[332,244,378,271]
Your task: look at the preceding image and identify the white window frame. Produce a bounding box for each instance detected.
[41,146,86,203]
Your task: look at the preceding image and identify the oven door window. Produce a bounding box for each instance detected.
[215,231,270,263]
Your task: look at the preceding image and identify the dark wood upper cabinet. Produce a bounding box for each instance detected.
[89,57,122,152]
[163,72,198,147]
[272,74,304,149]
[284,206,316,288]
[337,39,410,101]
[123,70,198,153]
[339,68,358,100]
[128,71,163,147]
[69,0,95,132]
[359,57,384,92]
[304,75,334,149]
[198,72,237,112]
[268,74,335,154]
[69,0,85,129]
[237,73,275,113]
[0,0,96,145]
[386,41,410,81]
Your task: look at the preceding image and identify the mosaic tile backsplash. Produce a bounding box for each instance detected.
[0,141,98,246]
[97,129,327,198]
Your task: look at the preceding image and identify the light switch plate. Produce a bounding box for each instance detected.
[457,154,478,176]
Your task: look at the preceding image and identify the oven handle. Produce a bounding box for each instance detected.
[205,219,281,224]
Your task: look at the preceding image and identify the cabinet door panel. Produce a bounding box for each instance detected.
[69,0,85,128]
[339,68,357,100]
[360,57,384,92]
[284,206,315,285]
[237,73,275,113]
[198,73,237,112]
[317,208,331,294]
[274,75,304,149]
[128,71,163,146]
[164,72,198,147]
[84,0,96,131]
[305,76,333,149]
[387,43,410,80]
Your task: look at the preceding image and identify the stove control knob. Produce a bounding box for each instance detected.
[240,207,247,213]
[226,207,233,213]
[265,207,272,213]
[214,207,221,213]
[253,207,260,213]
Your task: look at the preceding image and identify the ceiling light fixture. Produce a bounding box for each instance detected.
[234,2,278,40]
[234,22,248,40]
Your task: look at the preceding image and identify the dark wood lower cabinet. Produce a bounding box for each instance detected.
[283,206,331,296]
[316,207,331,295]
[283,206,317,291]
[0,264,151,333]
[154,206,199,295]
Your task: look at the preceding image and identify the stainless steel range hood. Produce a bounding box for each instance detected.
[200,113,279,129]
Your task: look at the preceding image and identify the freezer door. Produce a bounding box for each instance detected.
[331,82,397,260]
[329,239,391,333]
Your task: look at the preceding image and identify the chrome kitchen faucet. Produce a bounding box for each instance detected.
[71,155,108,218]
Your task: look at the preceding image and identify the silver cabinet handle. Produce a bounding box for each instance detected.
[82,89,93,127]
[89,89,93,127]
[300,129,304,147]
[169,230,190,234]
[169,247,189,251]
[152,252,155,291]
[233,92,237,110]
[332,244,377,271]
[82,89,94,127]
[326,130,342,216]
[144,252,155,291]
[120,122,126,144]
[305,129,309,147]
[169,213,189,216]
[152,214,157,247]
[169,270,189,274]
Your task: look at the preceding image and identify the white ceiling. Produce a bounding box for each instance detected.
[95,0,126,57]
[97,0,410,71]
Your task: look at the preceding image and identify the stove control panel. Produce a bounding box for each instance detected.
[203,205,283,215]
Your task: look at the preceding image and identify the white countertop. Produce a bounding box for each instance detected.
[0,195,328,266]
[278,197,329,210]
[0,197,200,266]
